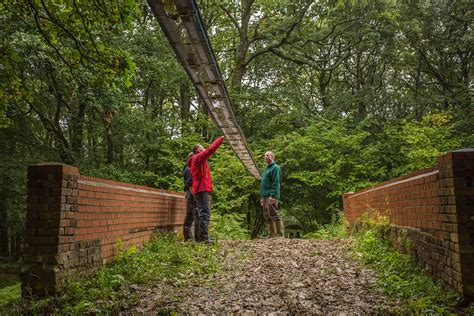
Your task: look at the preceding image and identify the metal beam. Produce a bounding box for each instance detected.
[147,0,261,179]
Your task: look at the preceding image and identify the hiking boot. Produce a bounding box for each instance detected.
[203,237,216,244]
[268,222,276,238]
[275,220,285,237]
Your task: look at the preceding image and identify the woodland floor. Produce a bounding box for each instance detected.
[127,238,399,314]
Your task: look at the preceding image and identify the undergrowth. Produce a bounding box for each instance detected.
[0,259,20,273]
[0,275,20,313]
[210,212,250,240]
[304,212,349,240]
[15,234,220,314]
[0,258,21,314]
[353,213,473,314]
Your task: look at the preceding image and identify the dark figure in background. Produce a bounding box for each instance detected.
[260,151,284,237]
[189,136,224,242]
[183,152,195,241]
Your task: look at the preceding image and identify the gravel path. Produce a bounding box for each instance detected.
[129,238,396,314]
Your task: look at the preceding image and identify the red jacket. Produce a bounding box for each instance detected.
[190,137,224,194]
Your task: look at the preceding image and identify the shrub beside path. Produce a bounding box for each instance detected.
[129,238,397,314]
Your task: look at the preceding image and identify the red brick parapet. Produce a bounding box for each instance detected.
[21,163,185,296]
[343,149,474,298]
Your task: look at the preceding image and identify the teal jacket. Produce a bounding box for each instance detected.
[260,161,281,199]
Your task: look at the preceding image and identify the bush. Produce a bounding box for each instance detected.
[303,211,349,240]
[210,213,250,240]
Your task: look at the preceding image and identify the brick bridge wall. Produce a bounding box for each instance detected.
[343,149,474,298]
[21,163,185,296]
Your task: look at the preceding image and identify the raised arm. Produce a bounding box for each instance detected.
[193,136,224,165]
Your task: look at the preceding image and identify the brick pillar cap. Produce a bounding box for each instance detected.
[29,163,79,175]
[439,148,474,162]
[452,148,474,152]
[343,192,355,198]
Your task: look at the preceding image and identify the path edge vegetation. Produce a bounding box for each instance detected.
[2,234,222,314]
[327,212,474,314]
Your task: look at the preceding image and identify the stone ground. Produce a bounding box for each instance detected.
[127,238,399,314]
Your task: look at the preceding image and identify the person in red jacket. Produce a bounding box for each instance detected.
[190,136,225,242]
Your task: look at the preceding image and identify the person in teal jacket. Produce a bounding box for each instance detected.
[260,151,284,237]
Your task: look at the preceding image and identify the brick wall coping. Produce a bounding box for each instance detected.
[78,179,184,199]
[346,167,438,199]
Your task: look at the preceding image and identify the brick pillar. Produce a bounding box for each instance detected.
[438,148,474,298]
[438,152,462,292]
[21,163,79,296]
[343,192,355,227]
[451,149,474,298]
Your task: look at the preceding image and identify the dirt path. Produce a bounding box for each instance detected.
[130,238,396,314]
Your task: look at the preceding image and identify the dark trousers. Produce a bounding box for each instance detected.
[194,191,211,242]
[183,191,196,240]
[183,191,195,228]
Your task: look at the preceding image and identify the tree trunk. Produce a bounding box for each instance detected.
[319,70,329,109]
[198,96,211,139]
[70,100,87,162]
[0,200,9,257]
[179,82,191,122]
[355,53,365,118]
[105,126,113,164]
[103,109,115,164]
[231,54,247,93]
[230,0,252,93]
[13,235,21,258]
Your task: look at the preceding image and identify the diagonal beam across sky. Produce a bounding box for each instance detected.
[147,0,261,180]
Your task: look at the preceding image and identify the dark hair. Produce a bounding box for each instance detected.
[193,144,201,154]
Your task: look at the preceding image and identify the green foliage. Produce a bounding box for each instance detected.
[0,259,19,276]
[0,278,20,314]
[210,145,264,237]
[0,107,9,128]
[353,216,470,314]
[20,234,220,314]
[395,113,463,174]
[211,146,258,215]
[303,212,349,240]
[261,110,463,232]
[0,260,21,313]
[267,118,388,231]
[210,213,250,240]
[0,274,19,291]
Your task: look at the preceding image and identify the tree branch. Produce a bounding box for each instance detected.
[73,0,100,55]
[27,0,72,69]
[39,0,90,66]
[244,2,312,67]
[220,5,240,31]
